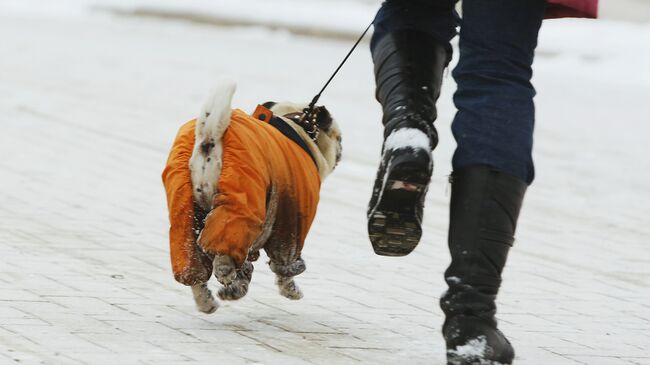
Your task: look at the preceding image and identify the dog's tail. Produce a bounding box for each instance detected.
[190,79,237,210]
[196,79,237,143]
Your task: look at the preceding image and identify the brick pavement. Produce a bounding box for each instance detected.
[0,7,649,365]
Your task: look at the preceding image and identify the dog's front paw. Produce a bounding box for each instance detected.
[191,283,219,314]
[276,277,303,300]
[217,261,254,301]
[213,255,237,286]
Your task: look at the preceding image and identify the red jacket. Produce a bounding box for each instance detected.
[546,0,598,19]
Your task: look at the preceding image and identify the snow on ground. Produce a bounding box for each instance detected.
[0,1,649,364]
[1,0,379,39]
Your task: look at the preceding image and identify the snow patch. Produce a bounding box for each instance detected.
[447,336,507,365]
[448,336,489,358]
[383,128,430,151]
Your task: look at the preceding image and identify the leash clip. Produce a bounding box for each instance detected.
[299,106,320,142]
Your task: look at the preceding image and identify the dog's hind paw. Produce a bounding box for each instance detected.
[198,299,218,314]
[213,255,237,286]
[218,281,249,301]
[276,277,303,300]
[191,283,219,314]
[217,260,254,301]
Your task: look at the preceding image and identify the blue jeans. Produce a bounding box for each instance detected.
[372,0,546,184]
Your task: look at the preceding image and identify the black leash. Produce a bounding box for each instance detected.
[299,20,374,140]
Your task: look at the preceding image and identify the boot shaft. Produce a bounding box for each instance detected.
[372,30,449,142]
[441,167,526,365]
[442,166,527,316]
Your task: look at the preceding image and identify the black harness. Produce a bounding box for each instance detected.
[251,105,317,167]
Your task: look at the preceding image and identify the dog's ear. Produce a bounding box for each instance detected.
[314,106,332,131]
[262,101,276,110]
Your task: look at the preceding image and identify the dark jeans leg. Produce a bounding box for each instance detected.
[371,0,458,60]
[451,0,546,184]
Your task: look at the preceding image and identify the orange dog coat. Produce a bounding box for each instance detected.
[162,109,321,286]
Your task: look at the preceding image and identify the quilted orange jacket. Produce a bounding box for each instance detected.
[162,109,320,286]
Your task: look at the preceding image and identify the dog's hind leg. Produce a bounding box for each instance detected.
[269,258,306,300]
[213,254,237,286]
[191,282,219,314]
[217,260,254,301]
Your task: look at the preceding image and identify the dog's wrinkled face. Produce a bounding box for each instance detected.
[264,101,342,177]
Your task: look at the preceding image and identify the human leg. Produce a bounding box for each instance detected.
[442,167,526,365]
[368,0,457,256]
[451,0,545,184]
[442,1,545,364]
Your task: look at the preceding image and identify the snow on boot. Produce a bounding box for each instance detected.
[367,30,448,256]
[443,314,514,365]
[441,167,527,365]
[442,288,514,365]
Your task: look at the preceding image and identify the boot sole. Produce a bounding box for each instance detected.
[368,158,430,256]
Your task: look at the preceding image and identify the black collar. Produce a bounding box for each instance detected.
[267,116,318,167]
[251,105,317,167]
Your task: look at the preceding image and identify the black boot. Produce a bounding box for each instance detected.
[367,30,449,256]
[440,166,527,365]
